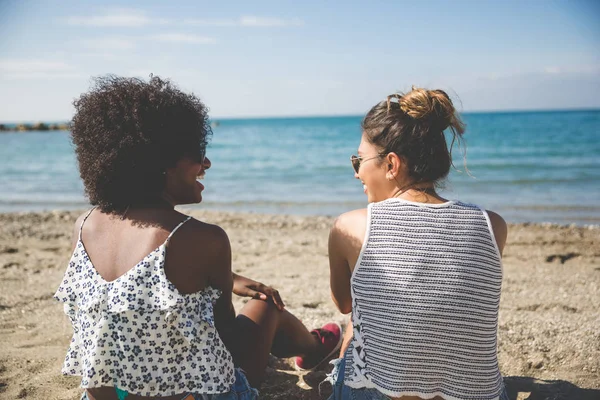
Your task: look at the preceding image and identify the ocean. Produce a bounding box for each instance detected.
[1,110,599,225]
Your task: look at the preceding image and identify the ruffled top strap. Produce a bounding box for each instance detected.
[78,207,96,240]
[166,216,192,243]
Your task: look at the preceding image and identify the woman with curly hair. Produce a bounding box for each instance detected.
[54,75,342,400]
[325,88,509,400]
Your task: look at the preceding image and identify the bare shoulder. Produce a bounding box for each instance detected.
[331,208,368,253]
[178,217,230,250]
[70,210,92,250]
[73,211,88,234]
[185,217,228,238]
[485,210,508,255]
[164,216,232,294]
[330,208,368,283]
[333,208,368,236]
[486,210,507,236]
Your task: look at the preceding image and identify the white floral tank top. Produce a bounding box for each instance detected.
[54,209,235,396]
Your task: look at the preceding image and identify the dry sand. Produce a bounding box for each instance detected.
[0,209,598,400]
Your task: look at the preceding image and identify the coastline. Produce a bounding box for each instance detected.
[0,209,598,398]
[1,202,599,227]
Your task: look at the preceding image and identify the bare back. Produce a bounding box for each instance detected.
[74,208,219,294]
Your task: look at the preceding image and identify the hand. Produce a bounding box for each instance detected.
[232,273,285,311]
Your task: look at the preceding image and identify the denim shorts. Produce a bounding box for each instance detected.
[325,358,389,400]
[325,357,510,400]
[81,368,258,400]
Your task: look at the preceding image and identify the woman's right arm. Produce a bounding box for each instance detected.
[329,208,367,315]
[329,217,353,315]
[329,209,368,356]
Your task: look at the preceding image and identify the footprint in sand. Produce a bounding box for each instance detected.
[302,302,321,309]
[516,303,578,313]
[41,247,61,253]
[0,247,18,254]
[545,252,580,264]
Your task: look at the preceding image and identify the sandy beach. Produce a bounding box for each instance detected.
[0,209,598,400]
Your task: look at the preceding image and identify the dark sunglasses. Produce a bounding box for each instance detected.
[192,146,206,164]
[350,153,387,174]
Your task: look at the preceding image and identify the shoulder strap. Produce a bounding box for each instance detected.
[166,216,192,242]
[477,206,503,263]
[78,207,96,240]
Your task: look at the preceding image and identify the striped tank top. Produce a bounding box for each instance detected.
[344,198,504,400]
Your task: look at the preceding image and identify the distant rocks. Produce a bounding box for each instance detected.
[0,122,70,133]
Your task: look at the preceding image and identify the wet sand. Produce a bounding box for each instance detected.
[0,210,598,399]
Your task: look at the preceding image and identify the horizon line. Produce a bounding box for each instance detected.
[1,106,599,124]
[212,106,600,121]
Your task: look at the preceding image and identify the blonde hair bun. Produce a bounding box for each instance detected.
[395,86,464,134]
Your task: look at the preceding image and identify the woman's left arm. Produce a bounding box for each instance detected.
[232,273,285,311]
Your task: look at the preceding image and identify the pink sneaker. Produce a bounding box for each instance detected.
[295,322,342,371]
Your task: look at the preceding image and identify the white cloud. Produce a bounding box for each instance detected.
[0,59,81,80]
[543,64,600,75]
[149,34,216,44]
[3,72,83,80]
[184,16,304,27]
[80,37,136,51]
[76,33,215,53]
[65,10,303,28]
[78,52,117,60]
[240,16,303,27]
[0,59,75,73]
[65,9,169,27]
[183,18,237,27]
[544,66,561,75]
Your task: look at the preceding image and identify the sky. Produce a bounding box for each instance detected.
[0,0,599,121]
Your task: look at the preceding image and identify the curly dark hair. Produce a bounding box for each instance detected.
[71,75,211,214]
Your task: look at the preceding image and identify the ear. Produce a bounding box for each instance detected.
[385,152,403,180]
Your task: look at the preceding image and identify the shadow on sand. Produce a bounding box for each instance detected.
[504,376,600,400]
[259,364,600,400]
[259,357,333,399]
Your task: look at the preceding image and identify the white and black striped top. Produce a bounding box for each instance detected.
[344,198,504,400]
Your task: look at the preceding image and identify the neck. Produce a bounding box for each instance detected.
[391,184,444,203]
[131,196,175,210]
[119,197,174,220]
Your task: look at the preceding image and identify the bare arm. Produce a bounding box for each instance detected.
[486,210,508,256]
[329,218,353,315]
[231,272,285,310]
[206,226,237,348]
[329,209,367,315]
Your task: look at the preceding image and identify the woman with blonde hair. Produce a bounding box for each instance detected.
[324,87,508,400]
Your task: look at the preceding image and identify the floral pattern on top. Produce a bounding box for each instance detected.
[54,214,235,396]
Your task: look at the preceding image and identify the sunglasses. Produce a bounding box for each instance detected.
[190,146,206,164]
[350,153,387,174]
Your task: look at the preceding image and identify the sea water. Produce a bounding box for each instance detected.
[0,110,598,224]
